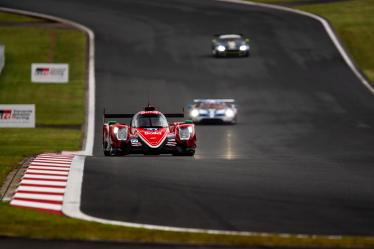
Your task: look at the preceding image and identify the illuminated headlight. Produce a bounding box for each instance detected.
[217,45,226,52]
[179,127,191,140]
[225,109,235,118]
[239,45,249,51]
[190,109,199,118]
[113,127,128,140]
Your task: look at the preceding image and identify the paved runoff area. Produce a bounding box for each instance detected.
[10,153,74,215]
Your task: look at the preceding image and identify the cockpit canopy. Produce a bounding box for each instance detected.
[132,113,169,128]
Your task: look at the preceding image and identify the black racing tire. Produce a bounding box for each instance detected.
[104,150,110,156]
[103,136,111,156]
[173,149,195,156]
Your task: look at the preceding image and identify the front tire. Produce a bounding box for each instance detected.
[173,146,195,156]
[103,135,111,156]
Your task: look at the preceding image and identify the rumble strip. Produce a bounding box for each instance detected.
[10,153,74,215]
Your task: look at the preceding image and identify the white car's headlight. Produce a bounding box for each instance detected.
[190,109,199,118]
[239,45,249,51]
[179,127,191,140]
[217,45,226,52]
[225,109,235,118]
[113,127,128,140]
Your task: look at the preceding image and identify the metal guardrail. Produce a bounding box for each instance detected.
[0,44,4,74]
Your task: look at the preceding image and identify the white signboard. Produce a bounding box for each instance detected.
[31,63,69,83]
[0,105,35,128]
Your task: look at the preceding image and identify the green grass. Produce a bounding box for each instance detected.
[0,128,82,183]
[0,12,42,23]
[0,19,86,183]
[249,0,374,85]
[0,27,86,125]
[1,202,374,248]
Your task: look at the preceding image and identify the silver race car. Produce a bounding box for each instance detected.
[189,99,238,124]
[212,34,250,57]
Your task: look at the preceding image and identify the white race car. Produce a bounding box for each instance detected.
[212,34,250,57]
[189,99,238,124]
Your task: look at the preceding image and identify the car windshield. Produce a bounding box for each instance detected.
[133,114,168,128]
[198,103,227,109]
[219,38,243,43]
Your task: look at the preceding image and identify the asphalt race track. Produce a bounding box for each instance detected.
[1,0,374,236]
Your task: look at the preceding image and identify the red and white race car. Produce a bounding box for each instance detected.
[102,106,196,156]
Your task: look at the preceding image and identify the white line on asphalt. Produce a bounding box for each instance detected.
[21,180,67,187]
[36,155,73,159]
[10,200,62,211]
[30,163,71,167]
[26,170,69,175]
[28,166,70,171]
[33,159,73,163]
[23,174,68,180]
[14,193,63,201]
[30,162,70,166]
[17,186,65,194]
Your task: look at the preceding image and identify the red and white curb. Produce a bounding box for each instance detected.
[10,153,74,215]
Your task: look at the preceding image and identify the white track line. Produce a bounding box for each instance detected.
[17,186,65,194]
[28,166,70,171]
[30,163,71,168]
[33,159,73,163]
[10,200,62,211]
[30,162,71,166]
[21,180,67,187]
[36,156,73,159]
[26,170,69,175]
[14,193,63,202]
[23,174,68,180]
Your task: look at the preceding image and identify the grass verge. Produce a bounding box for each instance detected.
[248,0,374,85]
[0,16,86,184]
[1,202,374,248]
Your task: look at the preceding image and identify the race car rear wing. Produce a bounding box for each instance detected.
[103,109,184,121]
[193,99,235,103]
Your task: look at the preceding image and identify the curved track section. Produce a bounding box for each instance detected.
[2,0,374,236]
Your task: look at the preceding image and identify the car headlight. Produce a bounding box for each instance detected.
[239,45,249,51]
[118,128,128,140]
[179,127,191,140]
[113,127,128,140]
[217,45,226,52]
[190,109,199,118]
[225,109,235,118]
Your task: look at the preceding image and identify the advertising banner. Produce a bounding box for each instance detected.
[0,105,35,128]
[31,63,69,83]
